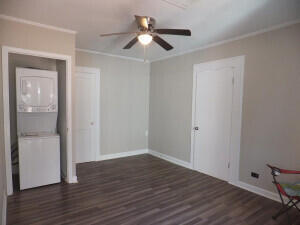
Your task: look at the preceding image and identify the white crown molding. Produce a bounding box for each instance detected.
[151,19,300,62]
[161,0,189,10]
[2,15,298,63]
[76,48,149,63]
[0,14,77,34]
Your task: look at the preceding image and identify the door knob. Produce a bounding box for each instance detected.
[194,127,199,130]
[90,122,94,126]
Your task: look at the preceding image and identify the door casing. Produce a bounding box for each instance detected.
[75,66,100,163]
[191,56,245,185]
[2,46,76,196]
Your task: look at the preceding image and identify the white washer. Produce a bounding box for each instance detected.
[18,132,61,190]
[16,67,61,190]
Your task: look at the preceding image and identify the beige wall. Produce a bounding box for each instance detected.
[149,23,300,192]
[76,51,150,155]
[0,16,299,214]
[0,18,76,212]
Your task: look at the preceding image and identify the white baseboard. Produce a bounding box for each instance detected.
[99,149,148,161]
[148,150,282,204]
[71,176,78,183]
[64,175,78,183]
[148,149,192,169]
[231,181,281,203]
[80,148,283,205]
[2,191,7,225]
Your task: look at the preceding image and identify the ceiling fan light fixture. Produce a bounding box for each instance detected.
[138,33,152,45]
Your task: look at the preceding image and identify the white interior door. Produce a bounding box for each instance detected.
[74,68,100,163]
[194,67,234,181]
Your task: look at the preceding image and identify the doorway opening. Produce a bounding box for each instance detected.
[2,46,75,195]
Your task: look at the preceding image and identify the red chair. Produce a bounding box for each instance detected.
[267,164,300,224]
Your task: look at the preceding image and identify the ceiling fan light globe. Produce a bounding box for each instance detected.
[138,34,153,45]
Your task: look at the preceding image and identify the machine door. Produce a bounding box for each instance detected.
[16,68,58,112]
[19,136,61,190]
[20,76,55,106]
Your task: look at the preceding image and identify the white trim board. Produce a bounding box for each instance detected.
[231,181,281,203]
[71,176,78,183]
[0,14,77,34]
[151,20,300,62]
[99,149,148,161]
[84,147,282,204]
[1,13,297,62]
[76,48,149,63]
[97,149,192,170]
[2,46,75,196]
[1,14,297,63]
[191,56,245,185]
[148,150,192,169]
[80,148,284,204]
[76,66,101,74]
[147,150,282,204]
[79,20,300,63]
[62,175,78,184]
[2,191,7,225]
[75,66,101,162]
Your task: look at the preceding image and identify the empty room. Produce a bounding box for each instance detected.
[0,0,300,224]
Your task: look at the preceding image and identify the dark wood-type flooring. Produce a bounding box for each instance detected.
[7,154,300,225]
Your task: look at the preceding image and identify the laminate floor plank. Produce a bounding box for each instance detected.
[7,155,300,225]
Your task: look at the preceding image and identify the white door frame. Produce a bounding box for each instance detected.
[191,56,245,184]
[75,66,101,161]
[2,46,75,196]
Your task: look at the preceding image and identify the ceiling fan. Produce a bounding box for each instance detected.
[100,15,191,51]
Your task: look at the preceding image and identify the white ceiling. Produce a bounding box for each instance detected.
[0,0,299,61]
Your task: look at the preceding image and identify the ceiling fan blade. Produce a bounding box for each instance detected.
[154,29,191,36]
[135,15,149,30]
[123,37,138,49]
[153,35,173,51]
[100,32,137,37]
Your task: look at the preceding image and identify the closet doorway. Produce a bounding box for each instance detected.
[2,46,75,195]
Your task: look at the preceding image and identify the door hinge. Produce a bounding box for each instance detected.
[232,77,234,85]
[228,162,230,169]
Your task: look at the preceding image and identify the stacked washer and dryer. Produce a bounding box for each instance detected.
[16,67,61,190]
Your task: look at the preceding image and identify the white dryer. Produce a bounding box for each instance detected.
[16,67,61,190]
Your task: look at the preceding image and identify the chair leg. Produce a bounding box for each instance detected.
[291,200,300,212]
[286,200,300,225]
[273,199,293,220]
[286,210,292,225]
[273,199,300,225]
